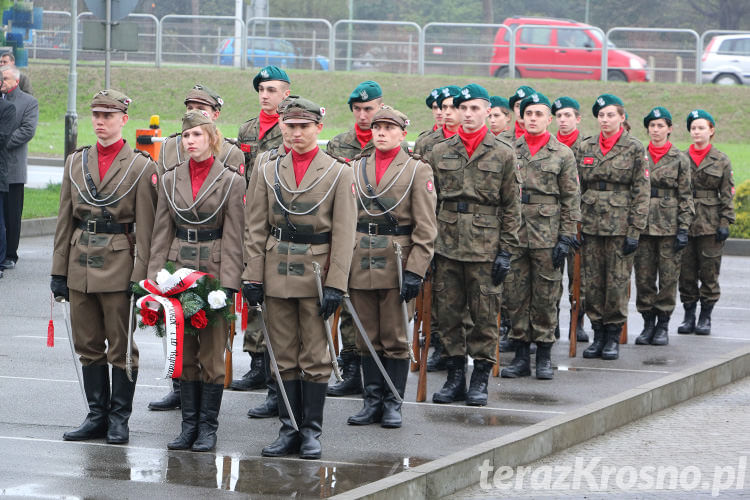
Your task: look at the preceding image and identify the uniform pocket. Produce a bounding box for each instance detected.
[471,214,500,253]
[437,210,459,249]
[110,236,131,252]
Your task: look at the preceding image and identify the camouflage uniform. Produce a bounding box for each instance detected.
[634,145,694,314]
[413,128,444,157]
[679,147,735,305]
[505,135,580,344]
[563,132,589,301]
[427,131,522,363]
[578,130,650,326]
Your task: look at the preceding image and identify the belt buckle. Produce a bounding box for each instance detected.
[86,220,97,234]
[456,201,468,213]
[368,223,378,236]
[521,193,530,203]
[187,228,198,243]
[273,227,282,242]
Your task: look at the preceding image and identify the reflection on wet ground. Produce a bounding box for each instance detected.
[424,410,537,427]
[502,392,561,405]
[642,357,674,366]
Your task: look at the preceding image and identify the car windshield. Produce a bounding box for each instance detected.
[590,30,616,48]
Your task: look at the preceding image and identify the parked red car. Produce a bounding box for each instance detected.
[489,17,649,82]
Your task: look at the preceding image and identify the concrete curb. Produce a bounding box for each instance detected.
[20,216,58,238]
[29,156,64,167]
[332,344,750,499]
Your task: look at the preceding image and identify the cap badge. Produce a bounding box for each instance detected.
[554,99,561,108]
[461,88,470,97]
[260,69,269,78]
[517,89,525,98]
[653,109,661,117]
[532,94,539,103]
[431,90,439,98]
[597,97,605,106]
[217,97,224,106]
[360,90,369,100]
[692,110,699,118]
[320,107,326,116]
[442,87,450,96]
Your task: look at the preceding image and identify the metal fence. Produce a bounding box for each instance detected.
[26,11,750,85]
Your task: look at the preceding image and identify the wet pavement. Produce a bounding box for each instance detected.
[1,235,749,498]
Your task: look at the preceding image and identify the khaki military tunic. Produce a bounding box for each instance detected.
[148,158,245,383]
[237,117,283,182]
[243,149,356,381]
[427,130,522,363]
[157,133,246,178]
[348,149,437,358]
[578,129,650,327]
[679,146,735,305]
[52,141,158,368]
[505,135,581,344]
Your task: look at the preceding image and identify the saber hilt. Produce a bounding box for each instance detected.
[394,242,418,364]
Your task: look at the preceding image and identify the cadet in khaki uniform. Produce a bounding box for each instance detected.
[634,107,694,346]
[501,93,580,381]
[677,110,735,336]
[243,98,356,459]
[148,84,246,412]
[579,94,650,361]
[346,107,437,428]
[427,84,522,406]
[51,90,158,444]
[148,110,245,452]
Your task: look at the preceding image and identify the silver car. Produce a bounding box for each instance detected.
[701,34,750,85]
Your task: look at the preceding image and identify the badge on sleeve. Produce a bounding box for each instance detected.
[239,164,245,175]
[351,183,356,196]
[644,168,650,179]
[151,173,158,186]
[240,143,252,153]
[583,157,594,165]
[426,180,434,192]
[243,194,247,206]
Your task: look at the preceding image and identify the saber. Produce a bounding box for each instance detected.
[311,262,343,382]
[56,297,88,414]
[255,304,298,431]
[342,295,402,404]
[125,292,135,381]
[393,242,418,363]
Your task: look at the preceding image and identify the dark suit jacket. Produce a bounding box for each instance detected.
[0,99,15,192]
[4,86,39,184]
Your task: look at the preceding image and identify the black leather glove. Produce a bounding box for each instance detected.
[50,275,69,301]
[225,288,238,297]
[126,281,138,298]
[622,236,639,256]
[400,271,423,302]
[716,226,730,243]
[491,250,511,286]
[551,235,577,269]
[674,228,689,252]
[242,282,264,307]
[319,286,343,319]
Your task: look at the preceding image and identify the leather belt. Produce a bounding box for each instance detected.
[76,218,133,234]
[651,187,677,198]
[176,227,223,242]
[270,226,331,244]
[521,193,557,204]
[585,181,629,192]
[441,201,499,215]
[356,222,413,236]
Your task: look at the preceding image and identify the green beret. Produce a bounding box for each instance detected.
[519,92,551,117]
[182,109,213,132]
[347,80,382,110]
[490,96,510,109]
[436,85,461,109]
[372,105,409,129]
[91,89,131,113]
[453,83,490,108]
[184,84,223,110]
[426,88,441,109]
[252,65,290,92]
[283,97,325,124]
[686,109,715,131]
[551,96,580,115]
[643,106,672,128]
[592,94,624,117]
[508,85,536,109]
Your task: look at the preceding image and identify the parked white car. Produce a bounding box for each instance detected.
[701,34,750,85]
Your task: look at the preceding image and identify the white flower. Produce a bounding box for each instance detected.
[156,269,171,287]
[207,290,227,309]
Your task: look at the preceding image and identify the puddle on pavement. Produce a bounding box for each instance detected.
[501,392,560,404]
[425,411,535,427]
[642,357,673,366]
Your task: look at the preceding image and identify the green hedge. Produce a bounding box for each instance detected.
[730,179,750,239]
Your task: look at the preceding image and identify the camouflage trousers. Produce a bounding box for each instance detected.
[242,308,266,353]
[433,255,501,364]
[557,251,585,320]
[582,235,635,327]
[504,246,561,343]
[679,235,724,305]
[634,235,682,315]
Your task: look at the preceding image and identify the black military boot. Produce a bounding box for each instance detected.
[326,351,362,396]
[230,351,265,391]
[466,360,493,406]
[695,300,714,335]
[601,324,621,360]
[247,349,278,418]
[381,357,409,427]
[299,381,328,459]
[432,356,467,403]
[535,343,554,380]
[148,378,180,411]
[348,355,384,425]
[635,310,657,345]
[167,380,201,450]
[677,301,697,334]
[651,312,670,346]
[191,383,224,452]
[107,367,137,444]
[500,341,531,378]
[575,308,589,342]
[582,322,605,358]
[262,379,302,457]
[63,364,110,441]
[426,333,447,372]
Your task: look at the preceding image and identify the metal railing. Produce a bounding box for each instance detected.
[331,20,421,74]
[246,17,333,72]
[158,14,244,67]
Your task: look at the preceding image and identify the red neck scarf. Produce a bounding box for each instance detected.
[556,129,579,148]
[96,138,125,181]
[189,156,214,200]
[292,147,319,186]
[375,146,401,185]
[354,123,372,149]
[689,144,712,168]
[283,144,291,154]
[458,125,488,159]
[599,127,624,156]
[648,141,672,165]
[514,121,525,139]
[442,124,458,139]
[433,123,440,131]
[258,110,279,141]
[524,131,551,157]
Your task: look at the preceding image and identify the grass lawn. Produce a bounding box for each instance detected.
[23,183,60,219]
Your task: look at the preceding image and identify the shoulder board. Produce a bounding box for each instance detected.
[417,130,430,138]
[224,137,240,146]
[352,153,364,161]
[73,145,91,153]
[266,149,281,161]
[168,132,181,139]
[323,149,350,164]
[410,153,423,161]
[134,149,154,160]
[224,163,240,174]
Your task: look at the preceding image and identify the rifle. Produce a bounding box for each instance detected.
[416,274,432,402]
[569,223,582,358]
[410,282,424,373]
[620,284,630,344]
[223,292,238,388]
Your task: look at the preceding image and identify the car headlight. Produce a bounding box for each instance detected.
[629,58,644,70]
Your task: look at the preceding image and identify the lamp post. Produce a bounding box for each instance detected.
[64,0,78,158]
[346,0,353,71]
